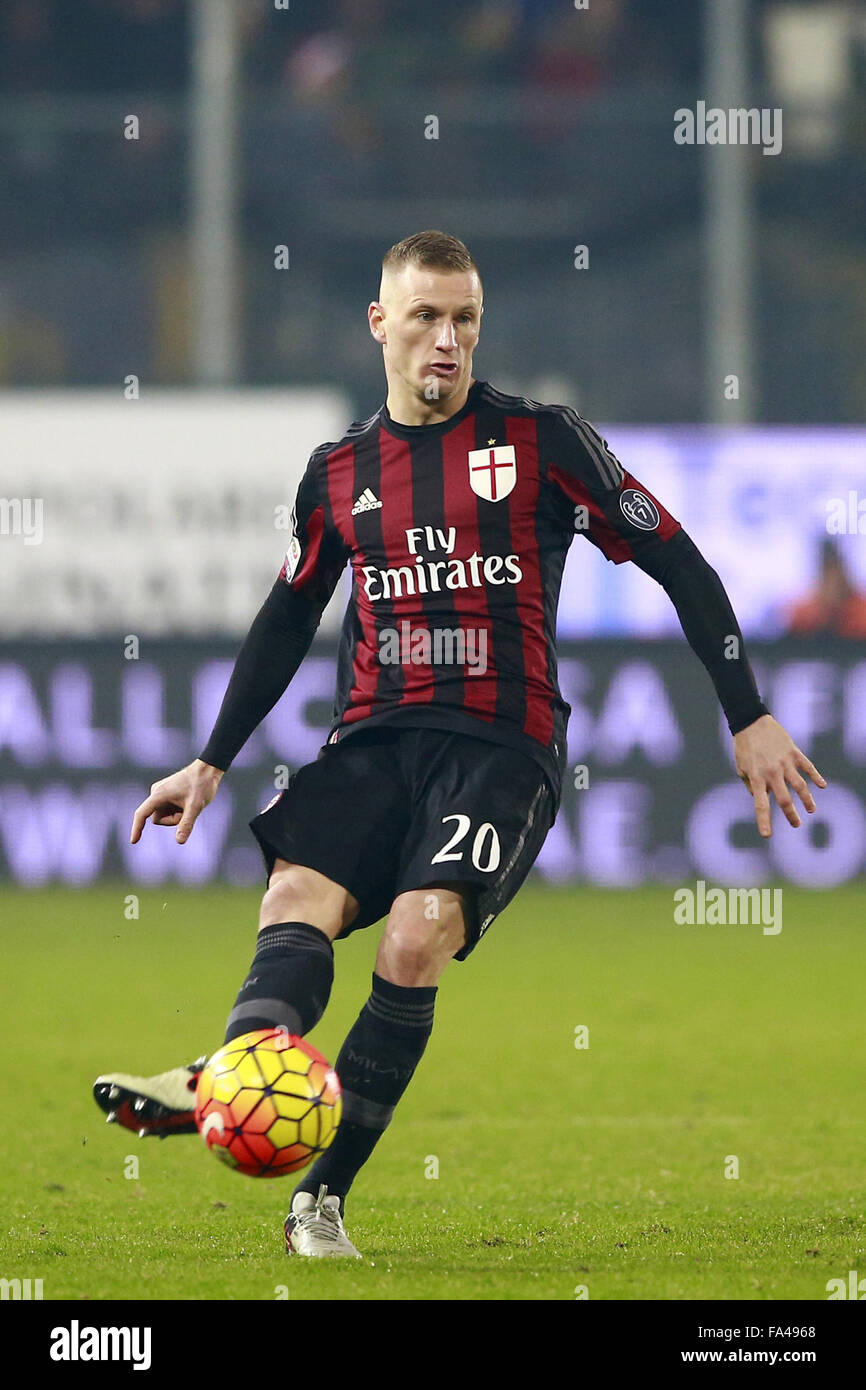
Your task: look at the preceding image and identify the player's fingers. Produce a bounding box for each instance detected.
[787,767,816,815]
[152,810,183,827]
[768,769,801,829]
[130,793,161,844]
[750,780,772,838]
[175,802,202,845]
[794,750,827,789]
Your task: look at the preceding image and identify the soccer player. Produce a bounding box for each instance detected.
[94,230,826,1258]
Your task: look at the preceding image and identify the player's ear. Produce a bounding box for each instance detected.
[368,301,387,345]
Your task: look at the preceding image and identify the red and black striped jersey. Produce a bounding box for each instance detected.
[277,379,686,791]
[201,378,767,783]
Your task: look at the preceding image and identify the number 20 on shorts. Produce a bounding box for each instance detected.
[431,814,501,872]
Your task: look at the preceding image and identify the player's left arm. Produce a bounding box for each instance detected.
[543,408,827,837]
[730,712,826,839]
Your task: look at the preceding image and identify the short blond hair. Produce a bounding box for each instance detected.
[382,230,481,290]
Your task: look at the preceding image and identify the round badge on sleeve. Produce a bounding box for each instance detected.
[619,488,660,531]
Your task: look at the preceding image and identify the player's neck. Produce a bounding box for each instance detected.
[385,377,476,428]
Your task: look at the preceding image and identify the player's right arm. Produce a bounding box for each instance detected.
[130,451,349,844]
[130,758,225,844]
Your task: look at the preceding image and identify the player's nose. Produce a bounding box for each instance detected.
[435,320,459,350]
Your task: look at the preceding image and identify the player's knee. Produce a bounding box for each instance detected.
[380,927,435,983]
[378,891,468,984]
[259,862,356,939]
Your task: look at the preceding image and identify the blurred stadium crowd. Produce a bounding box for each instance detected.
[1,0,704,93]
[1,0,864,420]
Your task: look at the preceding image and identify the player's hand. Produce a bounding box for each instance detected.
[130,759,225,845]
[733,714,826,838]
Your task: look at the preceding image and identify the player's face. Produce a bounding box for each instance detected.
[370,265,483,408]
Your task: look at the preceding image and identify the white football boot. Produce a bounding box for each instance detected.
[285,1184,362,1258]
[93,1056,207,1137]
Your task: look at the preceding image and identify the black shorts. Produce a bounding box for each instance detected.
[249,725,557,961]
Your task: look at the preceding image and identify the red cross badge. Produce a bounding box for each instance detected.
[467,444,517,502]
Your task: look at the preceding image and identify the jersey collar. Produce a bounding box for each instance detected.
[379,379,486,441]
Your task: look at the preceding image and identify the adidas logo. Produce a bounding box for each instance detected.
[351,488,383,515]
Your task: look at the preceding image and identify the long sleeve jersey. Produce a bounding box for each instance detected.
[200,379,768,793]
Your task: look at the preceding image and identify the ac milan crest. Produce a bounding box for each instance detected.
[467,445,517,502]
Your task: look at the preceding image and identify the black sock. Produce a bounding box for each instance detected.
[293,972,437,1213]
[224,921,334,1044]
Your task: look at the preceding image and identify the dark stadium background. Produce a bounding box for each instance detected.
[1,1,864,892]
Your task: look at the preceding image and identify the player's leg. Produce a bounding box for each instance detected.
[285,884,468,1254]
[290,884,468,1214]
[95,733,403,1138]
[231,734,403,1050]
[224,860,358,1044]
[93,860,357,1135]
[290,729,559,1224]
[374,884,470,985]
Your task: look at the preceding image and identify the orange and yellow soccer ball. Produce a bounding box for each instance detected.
[194,1028,342,1177]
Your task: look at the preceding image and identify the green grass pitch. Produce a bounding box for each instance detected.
[1,883,863,1302]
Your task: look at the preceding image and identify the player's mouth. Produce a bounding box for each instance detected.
[427,361,459,379]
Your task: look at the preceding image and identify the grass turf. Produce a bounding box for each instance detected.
[1,884,864,1301]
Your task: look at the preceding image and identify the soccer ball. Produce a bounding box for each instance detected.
[194,1028,342,1177]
